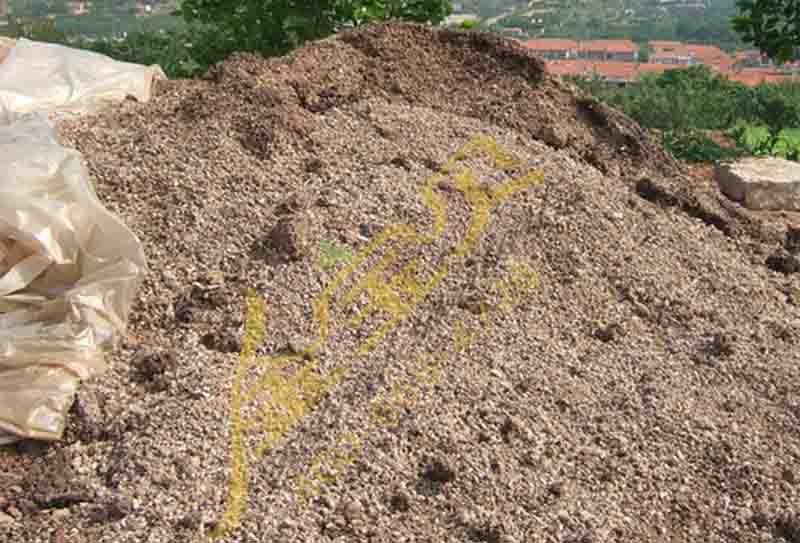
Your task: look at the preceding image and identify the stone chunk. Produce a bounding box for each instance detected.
[715,157,800,211]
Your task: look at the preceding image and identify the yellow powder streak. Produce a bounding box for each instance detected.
[212,136,544,538]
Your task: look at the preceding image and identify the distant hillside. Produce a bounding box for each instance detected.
[454,0,745,50]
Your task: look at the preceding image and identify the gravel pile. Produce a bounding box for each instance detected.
[1,23,799,543]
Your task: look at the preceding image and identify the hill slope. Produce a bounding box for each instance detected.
[1,23,798,543]
[458,0,744,49]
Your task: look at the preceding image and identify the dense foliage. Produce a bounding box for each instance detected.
[175,0,451,59]
[572,66,800,162]
[734,0,800,62]
[729,123,800,158]
[662,130,744,163]
[477,0,746,51]
[5,0,452,78]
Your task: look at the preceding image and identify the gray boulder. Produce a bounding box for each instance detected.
[715,157,800,211]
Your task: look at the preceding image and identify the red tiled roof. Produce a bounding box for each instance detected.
[545,60,795,86]
[522,39,578,51]
[637,63,685,75]
[763,73,793,84]
[727,71,767,86]
[580,40,638,54]
[649,53,693,63]
[684,44,728,64]
[728,69,795,85]
[712,58,735,72]
[648,42,733,69]
[734,49,762,60]
[545,60,590,76]
[545,60,639,81]
[588,61,639,80]
[649,41,686,52]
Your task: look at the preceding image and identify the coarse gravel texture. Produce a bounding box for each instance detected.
[1,22,800,543]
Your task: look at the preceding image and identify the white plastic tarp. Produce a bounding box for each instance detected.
[0,39,153,443]
[0,38,164,123]
[0,38,13,65]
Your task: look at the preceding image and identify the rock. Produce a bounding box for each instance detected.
[71,387,106,442]
[130,349,177,392]
[176,511,202,530]
[766,251,800,275]
[388,491,411,513]
[774,510,800,543]
[593,323,622,343]
[538,125,569,149]
[287,335,311,355]
[51,508,71,521]
[548,481,564,497]
[421,459,456,484]
[263,214,311,262]
[89,495,133,524]
[339,500,363,521]
[715,157,800,211]
[786,226,800,255]
[0,512,14,525]
[200,329,241,353]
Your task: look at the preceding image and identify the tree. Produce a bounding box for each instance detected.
[177,0,453,58]
[733,0,800,62]
[638,43,650,62]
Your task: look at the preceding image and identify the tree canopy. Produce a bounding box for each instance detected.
[734,0,800,61]
[177,0,453,57]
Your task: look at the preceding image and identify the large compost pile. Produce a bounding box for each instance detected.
[1,23,798,543]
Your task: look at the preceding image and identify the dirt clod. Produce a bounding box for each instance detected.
[593,323,622,343]
[767,251,800,274]
[388,491,411,513]
[200,329,241,353]
[421,459,456,484]
[89,496,133,524]
[786,226,800,254]
[259,214,312,263]
[129,349,177,391]
[775,511,800,543]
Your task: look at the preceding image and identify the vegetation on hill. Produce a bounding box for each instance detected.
[572,66,800,162]
[3,0,452,78]
[5,0,798,165]
[733,0,800,62]
[458,0,747,51]
[176,0,451,59]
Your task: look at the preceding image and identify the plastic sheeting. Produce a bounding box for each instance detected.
[0,39,152,443]
[0,38,13,65]
[0,38,164,124]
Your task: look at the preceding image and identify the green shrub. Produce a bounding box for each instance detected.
[80,26,230,79]
[662,130,743,163]
[576,67,800,162]
[732,123,773,155]
[770,129,800,160]
[177,0,453,61]
[8,0,454,80]
[725,123,800,161]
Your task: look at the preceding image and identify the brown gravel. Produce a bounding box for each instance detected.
[2,22,799,543]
